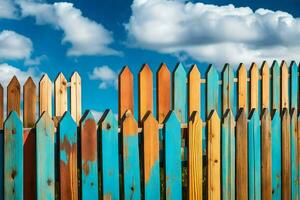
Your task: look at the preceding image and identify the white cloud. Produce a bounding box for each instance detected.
[0,30,33,60]
[126,0,300,67]
[89,65,118,89]
[19,1,121,56]
[0,0,18,19]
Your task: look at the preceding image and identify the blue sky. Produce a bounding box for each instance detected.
[0,0,300,118]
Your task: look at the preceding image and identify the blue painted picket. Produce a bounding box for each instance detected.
[221,109,235,199]
[290,109,298,199]
[164,111,182,199]
[4,111,23,200]
[80,111,99,200]
[248,109,261,200]
[222,64,235,115]
[100,110,120,199]
[272,61,280,110]
[173,63,187,123]
[59,112,78,200]
[36,112,55,200]
[122,112,141,200]
[271,110,281,199]
[207,65,219,116]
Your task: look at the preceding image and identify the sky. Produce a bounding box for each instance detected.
[0,0,300,119]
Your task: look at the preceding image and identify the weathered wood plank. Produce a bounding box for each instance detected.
[4,111,23,199]
[297,113,300,199]
[188,65,200,117]
[139,64,153,122]
[272,61,280,110]
[188,111,202,200]
[261,61,270,109]
[157,63,171,123]
[24,77,36,128]
[70,72,81,124]
[36,112,55,200]
[236,109,248,199]
[290,109,298,199]
[222,64,234,115]
[221,109,235,199]
[0,84,3,129]
[59,112,78,200]
[55,73,68,117]
[142,112,160,200]
[238,64,248,114]
[39,74,52,117]
[119,66,134,121]
[271,109,281,199]
[281,61,289,110]
[173,63,187,123]
[100,110,120,200]
[121,111,141,200]
[207,65,219,116]
[163,111,182,199]
[250,63,259,110]
[80,111,98,199]
[282,108,291,199]
[7,76,20,116]
[207,110,220,200]
[248,109,261,200]
[290,61,298,109]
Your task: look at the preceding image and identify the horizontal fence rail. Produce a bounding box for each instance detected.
[0,60,299,199]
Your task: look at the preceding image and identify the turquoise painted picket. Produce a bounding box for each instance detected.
[4,111,23,200]
[271,110,281,199]
[222,64,235,115]
[290,61,298,109]
[248,109,261,200]
[207,65,219,116]
[164,111,182,200]
[100,110,120,199]
[272,61,280,110]
[221,109,235,199]
[36,112,55,200]
[290,109,298,199]
[173,63,187,123]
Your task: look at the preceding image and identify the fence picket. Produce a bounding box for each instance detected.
[221,109,235,199]
[248,109,261,200]
[59,112,78,200]
[157,63,171,123]
[207,110,220,200]
[188,65,200,117]
[290,109,298,199]
[121,111,141,200]
[55,73,68,117]
[261,61,270,110]
[4,111,23,199]
[119,66,134,121]
[207,65,219,116]
[24,77,36,128]
[36,112,55,200]
[139,64,153,122]
[222,64,234,115]
[164,111,182,199]
[290,61,298,109]
[281,61,289,110]
[39,74,52,117]
[272,61,280,110]
[236,109,248,199]
[173,63,187,123]
[297,113,300,198]
[100,110,120,200]
[250,63,259,110]
[80,111,98,199]
[238,64,248,114]
[271,109,281,199]
[7,76,20,116]
[0,84,3,129]
[282,108,291,199]
[71,72,81,124]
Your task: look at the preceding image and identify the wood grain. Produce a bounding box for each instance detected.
[173,63,187,122]
[7,76,20,116]
[55,73,68,117]
[272,61,280,110]
[70,72,81,124]
[261,61,269,109]
[139,64,153,122]
[222,64,234,115]
[188,65,200,117]
[39,74,52,117]
[250,63,259,109]
[238,64,247,114]
[23,77,36,128]
[281,61,289,110]
[119,66,134,121]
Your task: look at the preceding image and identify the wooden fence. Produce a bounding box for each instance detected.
[0,60,299,199]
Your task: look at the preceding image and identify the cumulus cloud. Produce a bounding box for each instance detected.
[0,30,33,60]
[19,1,121,56]
[89,65,118,89]
[0,0,18,19]
[126,0,300,66]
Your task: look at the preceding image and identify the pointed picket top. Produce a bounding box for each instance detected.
[139,64,153,123]
[164,110,180,125]
[0,83,3,129]
[119,66,134,121]
[250,62,259,110]
[237,63,248,113]
[157,63,171,123]
[188,64,201,117]
[24,77,37,128]
[222,108,234,124]
[290,61,298,109]
[100,109,117,128]
[280,61,289,110]
[7,76,21,116]
[122,110,138,136]
[173,62,187,123]
[80,110,95,124]
[206,64,219,117]
[39,74,52,117]
[222,64,234,114]
[271,61,280,111]
[261,61,270,109]
[36,111,54,130]
[55,73,68,117]
[59,111,77,144]
[71,71,81,124]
